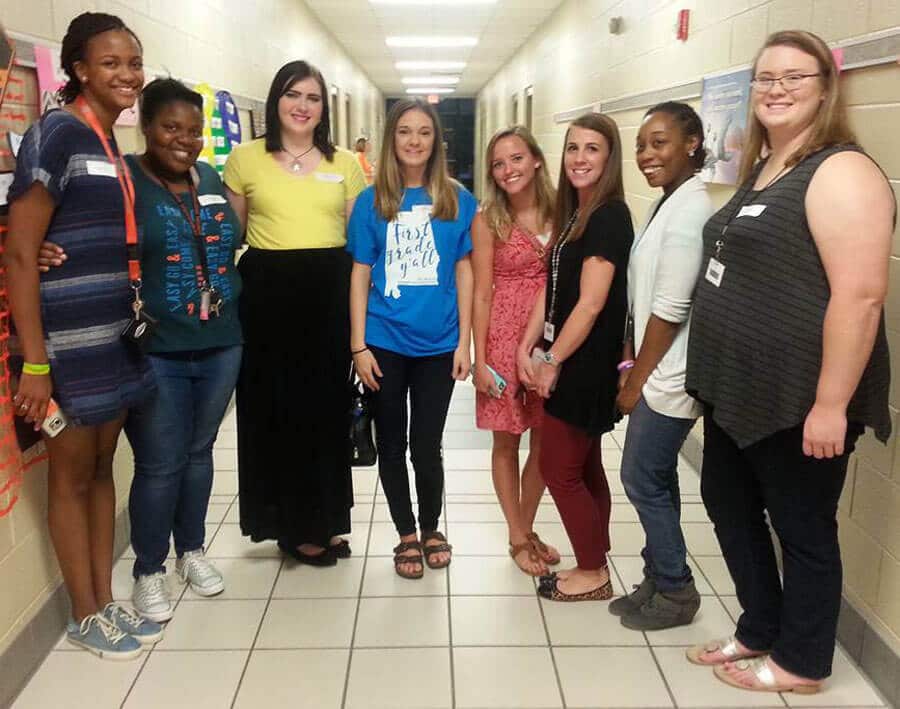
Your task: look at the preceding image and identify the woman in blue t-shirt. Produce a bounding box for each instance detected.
[40,79,243,623]
[348,99,476,579]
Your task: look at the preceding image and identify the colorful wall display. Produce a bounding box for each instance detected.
[699,67,752,186]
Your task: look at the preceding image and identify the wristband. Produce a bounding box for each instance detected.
[351,346,369,356]
[616,360,635,373]
[22,362,51,376]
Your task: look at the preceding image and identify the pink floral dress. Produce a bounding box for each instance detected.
[476,224,548,434]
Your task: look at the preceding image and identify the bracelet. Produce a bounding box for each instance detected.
[351,346,369,356]
[22,362,51,376]
[616,360,635,373]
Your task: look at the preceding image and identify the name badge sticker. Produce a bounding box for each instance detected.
[198,194,228,206]
[705,257,725,287]
[543,321,556,342]
[85,160,118,178]
[737,204,767,218]
[315,172,344,184]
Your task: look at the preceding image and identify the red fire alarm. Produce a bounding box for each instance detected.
[677,9,690,41]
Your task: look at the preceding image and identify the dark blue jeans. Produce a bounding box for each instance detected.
[620,397,696,592]
[126,345,242,578]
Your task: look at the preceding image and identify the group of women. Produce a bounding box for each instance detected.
[3,9,895,698]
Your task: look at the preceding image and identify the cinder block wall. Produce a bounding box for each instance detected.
[0,0,384,662]
[477,0,900,657]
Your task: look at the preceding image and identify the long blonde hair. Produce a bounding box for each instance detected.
[553,112,625,242]
[739,30,856,182]
[481,126,556,241]
[374,99,458,222]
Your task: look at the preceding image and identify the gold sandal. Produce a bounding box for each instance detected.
[713,657,821,695]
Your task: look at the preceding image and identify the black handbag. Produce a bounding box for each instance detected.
[349,366,377,467]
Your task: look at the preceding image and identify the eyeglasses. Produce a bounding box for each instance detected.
[751,73,821,92]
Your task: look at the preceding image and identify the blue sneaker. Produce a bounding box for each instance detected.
[103,602,164,645]
[66,613,143,660]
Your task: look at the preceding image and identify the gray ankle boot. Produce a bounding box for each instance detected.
[608,576,656,617]
[620,581,701,631]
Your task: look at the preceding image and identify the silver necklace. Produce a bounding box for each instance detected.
[284,144,315,172]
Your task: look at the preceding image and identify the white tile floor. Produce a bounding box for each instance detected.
[13,384,890,708]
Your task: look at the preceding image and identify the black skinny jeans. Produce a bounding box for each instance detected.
[700,413,860,680]
[368,345,456,536]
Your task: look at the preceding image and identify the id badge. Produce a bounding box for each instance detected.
[705,257,725,287]
[543,321,555,342]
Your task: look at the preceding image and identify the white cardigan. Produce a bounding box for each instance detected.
[628,175,712,419]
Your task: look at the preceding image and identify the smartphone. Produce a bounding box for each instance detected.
[471,363,507,394]
[41,398,69,438]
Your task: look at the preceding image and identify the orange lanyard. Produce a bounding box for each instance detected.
[74,97,141,285]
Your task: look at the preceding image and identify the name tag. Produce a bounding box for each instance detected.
[737,204,766,218]
[198,194,228,206]
[544,321,556,342]
[85,160,117,178]
[315,172,344,184]
[705,257,725,287]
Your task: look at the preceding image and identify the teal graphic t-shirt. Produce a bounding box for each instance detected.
[126,155,243,353]
[347,184,476,357]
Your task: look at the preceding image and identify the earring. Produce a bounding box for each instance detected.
[688,149,695,157]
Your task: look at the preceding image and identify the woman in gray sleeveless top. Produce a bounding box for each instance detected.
[685,31,894,695]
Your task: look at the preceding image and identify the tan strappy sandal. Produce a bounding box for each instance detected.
[527,532,560,565]
[713,657,822,695]
[686,635,768,666]
[392,540,424,579]
[509,540,547,576]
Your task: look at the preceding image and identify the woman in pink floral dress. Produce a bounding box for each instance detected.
[472,126,560,575]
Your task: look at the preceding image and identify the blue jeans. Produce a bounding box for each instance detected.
[126,345,242,578]
[620,397,696,592]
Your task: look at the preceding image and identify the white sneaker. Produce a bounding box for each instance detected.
[176,549,225,597]
[132,572,173,622]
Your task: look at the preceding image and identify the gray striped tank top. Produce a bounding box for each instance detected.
[686,145,891,449]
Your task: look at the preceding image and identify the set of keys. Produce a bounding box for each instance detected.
[199,287,223,320]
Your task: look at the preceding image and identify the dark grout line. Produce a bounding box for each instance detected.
[228,554,284,709]
[340,492,377,709]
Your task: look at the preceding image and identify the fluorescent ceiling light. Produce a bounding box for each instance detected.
[387,36,478,48]
[406,87,455,94]
[373,0,494,4]
[396,61,466,70]
[402,76,460,85]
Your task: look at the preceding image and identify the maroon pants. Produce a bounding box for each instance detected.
[539,411,611,570]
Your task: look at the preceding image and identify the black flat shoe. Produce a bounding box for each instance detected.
[278,541,338,567]
[329,539,351,559]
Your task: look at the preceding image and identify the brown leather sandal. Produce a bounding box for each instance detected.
[393,541,424,579]
[421,530,452,569]
[527,532,560,565]
[509,540,546,577]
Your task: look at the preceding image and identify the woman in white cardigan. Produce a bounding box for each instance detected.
[610,102,713,631]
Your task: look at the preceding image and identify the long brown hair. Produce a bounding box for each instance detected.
[553,112,625,242]
[374,99,458,222]
[481,126,556,241]
[739,30,855,182]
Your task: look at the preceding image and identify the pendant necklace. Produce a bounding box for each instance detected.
[285,145,315,172]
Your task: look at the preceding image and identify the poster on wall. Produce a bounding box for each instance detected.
[0,24,14,110]
[699,67,752,186]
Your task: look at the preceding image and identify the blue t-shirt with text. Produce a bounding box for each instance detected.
[347,185,476,357]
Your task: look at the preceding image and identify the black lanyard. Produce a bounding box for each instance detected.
[158,176,212,293]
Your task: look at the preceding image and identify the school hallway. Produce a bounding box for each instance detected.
[10,382,888,709]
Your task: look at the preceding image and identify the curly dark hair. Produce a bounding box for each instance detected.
[644,101,707,171]
[139,78,203,128]
[58,12,142,104]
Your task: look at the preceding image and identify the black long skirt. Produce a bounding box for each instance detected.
[236,247,353,547]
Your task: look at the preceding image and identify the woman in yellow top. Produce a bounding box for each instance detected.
[224,60,366,566]
[355,137,375,185]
